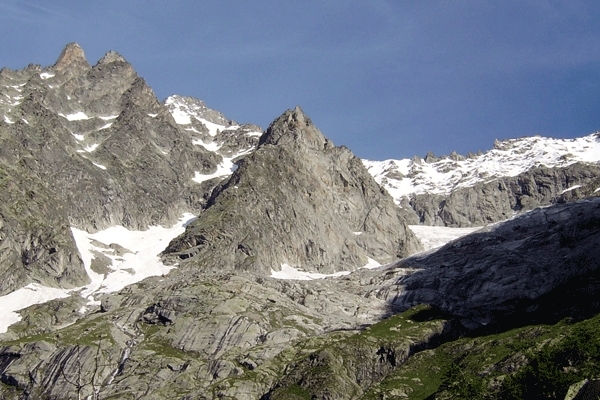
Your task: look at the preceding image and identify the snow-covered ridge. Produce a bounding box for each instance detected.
[165,95,230,128]
[363,133,600,204]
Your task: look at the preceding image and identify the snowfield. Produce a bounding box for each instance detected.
[408,225,482,252]
[0,214,196,334]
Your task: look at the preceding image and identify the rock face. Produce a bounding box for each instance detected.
[163,106,421,275]
[410,163,600,227]
[0,43,257,294]
[372,197,600,325]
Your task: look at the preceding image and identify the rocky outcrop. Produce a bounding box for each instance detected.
[372,197,600,325]
[410,163,600,227]
[0,270,392,399]
[163,106,421,275]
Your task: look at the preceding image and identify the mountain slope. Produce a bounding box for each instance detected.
[163,106,421,275]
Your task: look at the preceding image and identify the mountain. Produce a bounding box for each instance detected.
[162,106,421,275]
[0,43,599,400]
[365,134,600,226]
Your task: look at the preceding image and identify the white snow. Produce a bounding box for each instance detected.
[59,111,90,121]
[170,108,191,124]
[561,185,582,194]
[0,213,197,333]
[40,72,55,79]
[271,263,351,280]
[246,131,263,137]
[353,232,362,235]
[72,133,85,141]
[364,133,600,205]
[595,188,600,193]
[21,118,29,125]
[92,162,107,170]
[408,225,482,251]
[198,118,223,136]
[98,123,113,130]
[147,113,158,118]
[72,213,195,299]
[3,115,14,124]
[362,257,382,269]
[84,143,99,152]
[192,148,253,184]
[270,257,382,280]
[0,284,72,334]
[99,115,118,120]
[165,95,228,135]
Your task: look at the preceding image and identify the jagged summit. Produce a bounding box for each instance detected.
[52,42,90,71]
[163,107,421,275]
[259,106,330,151]
[97,50,127,65]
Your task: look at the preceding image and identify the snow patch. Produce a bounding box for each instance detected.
[270,257,382,280]
[92,162,107,170]
[408,225,482,251]
[147,113,158,118]
[198,118,224,137]
[40,72,55,79]
[362,257,382,270]
[170,108,191,125]
[72,213,195,299]
[72,133,84,141]
[0,284,72,334]
[60,111,90,121]
[192,148,253,184]
[3,116,14,124]
[98,123,112,130]
[271,264,351,280]
[561,185,581,194]
[99,115,118,120]
[84,143,99,152]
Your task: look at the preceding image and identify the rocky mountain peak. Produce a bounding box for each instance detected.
[258,106,329,151]
[97,50,127,65]
[163,107,421,275]
[52,42,90,72]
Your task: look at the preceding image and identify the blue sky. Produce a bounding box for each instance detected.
[1,1,600,160]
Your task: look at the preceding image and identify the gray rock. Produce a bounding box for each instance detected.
[409,163,600,227]
[163,106,422,275]
[372,197,600,325]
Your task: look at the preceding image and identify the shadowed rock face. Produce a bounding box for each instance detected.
[163,107,422,275]
[372,197,600,325]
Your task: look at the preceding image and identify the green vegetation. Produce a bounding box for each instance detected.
[365,312,600,399]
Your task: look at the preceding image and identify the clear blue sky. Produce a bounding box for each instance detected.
[1,1,600,160]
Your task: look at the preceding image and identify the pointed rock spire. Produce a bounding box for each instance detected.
[163,108,422,275]
[52,42,90,72]
[259,106,329,150]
